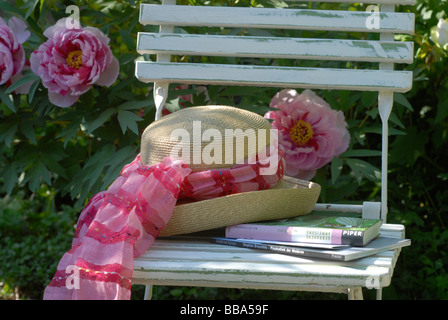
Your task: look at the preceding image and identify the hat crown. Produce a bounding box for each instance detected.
[141,106,272,171]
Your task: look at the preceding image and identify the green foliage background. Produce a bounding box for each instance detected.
[0,0,447,300]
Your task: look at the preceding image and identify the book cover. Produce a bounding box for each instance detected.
[225,215,382,247]
[211,237,411,262]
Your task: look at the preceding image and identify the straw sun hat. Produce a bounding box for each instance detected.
[140,105,321,236]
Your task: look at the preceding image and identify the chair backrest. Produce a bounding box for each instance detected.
[135,0,415,222]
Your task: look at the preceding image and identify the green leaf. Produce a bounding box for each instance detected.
[25,16,46,41]
[19,121,37,144]
[390,126,428,165]
[57,116,82,148]
[325,181,358,203]
[361,91,378,108]
[164,98,181,113]
[331,157,343,184]
[41,153,68,180]
[85,108,116,134]
[435,100,448,123]
[435,89,448,123]
[101,146,136,189]
[26,160,51,192]
[341,149,382,157]
[0,122,18,147]
[5,73,40,94]
[117,100,153,111]
[389,111,406,129]
[119,29,135,49]
[28,80,41,104]
[82,145,116,191]
[363,124,406,136]
[0,87,16,112]
[23,0,40,19]
[68,145,116,201]
[117,110,143,134]
[346,158,381,184]
[394,93,413,112]
[217,86,260,97]
[313,168,327,203]
[2,163,18,195]
[0,1,26,16]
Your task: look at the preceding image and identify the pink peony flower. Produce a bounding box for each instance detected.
[265,89,350,180]
[30,18,119,108]
[0,16,31,92]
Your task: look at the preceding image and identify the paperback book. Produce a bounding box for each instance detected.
[211,237,411,261]
[225,215,382,247]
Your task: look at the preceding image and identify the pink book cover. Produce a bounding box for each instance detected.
[225,224,294,242]
[225,224,344,244]
[225,215,382,246]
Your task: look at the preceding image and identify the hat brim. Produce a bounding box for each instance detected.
[159,176,321,236]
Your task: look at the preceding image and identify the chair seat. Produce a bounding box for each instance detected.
[133,224,405,299]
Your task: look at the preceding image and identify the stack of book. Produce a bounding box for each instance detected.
[211,215,411,261]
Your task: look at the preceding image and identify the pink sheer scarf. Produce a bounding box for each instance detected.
[43,146,283,300]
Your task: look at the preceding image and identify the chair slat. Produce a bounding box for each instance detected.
[135,62,413,92]
[139,4,415,34]
[137,33,414,64]
[133,236,402,290]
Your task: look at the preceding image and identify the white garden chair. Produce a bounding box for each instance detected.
[133,0,415,300]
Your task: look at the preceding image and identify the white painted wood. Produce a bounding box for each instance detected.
[313,202,381,220]
[362,202,382,220]
[378,92,394,222]
[143,285,153,300]
[139,5,415,34]
[153,83,169,121]
[153,0,176,121]
[347,287,364,300]
[376,4,397,220]
[133,225,405,299]
[137,33,414,64]
[136,62,413,93]
[313,203,363,213]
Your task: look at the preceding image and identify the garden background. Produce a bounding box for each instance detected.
[0,0,447,300]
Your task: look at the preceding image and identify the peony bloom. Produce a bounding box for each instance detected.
[0,16,31,92]
[265,89,350,180]
[30,18,119,108]
[431,19,448,51]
